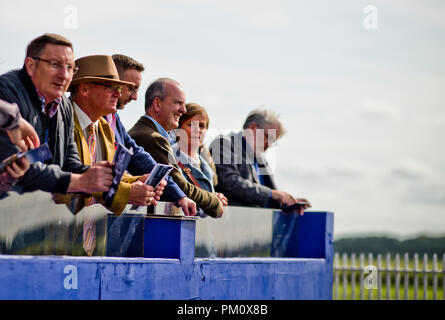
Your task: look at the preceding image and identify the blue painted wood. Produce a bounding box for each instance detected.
[0,256,329,300]
[0,211,333,300]
[283,211,334,259]
[143,216,196,261]
[0,256,101,300]
[106,215,197,261]
[106,214,144,257]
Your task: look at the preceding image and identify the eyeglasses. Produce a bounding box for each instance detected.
[126,85,139,96]
[32,56,79,74]
[92,82,123,93]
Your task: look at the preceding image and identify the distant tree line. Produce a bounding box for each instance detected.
[334,236,445,256]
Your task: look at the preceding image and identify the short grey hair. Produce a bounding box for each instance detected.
[243,108,286,137]
[144,77,181,112]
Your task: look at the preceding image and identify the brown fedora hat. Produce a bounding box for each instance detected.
[68,55,134,90]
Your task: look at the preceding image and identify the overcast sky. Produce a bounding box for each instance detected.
[1,0,444,238]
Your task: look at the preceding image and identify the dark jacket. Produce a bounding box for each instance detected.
[210,131,281,208]
[109,112,186,203]
[128,115,222,217]
[0,99,21,130]
[0,68,89,194]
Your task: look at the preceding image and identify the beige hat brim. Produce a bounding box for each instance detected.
[68,76,135,91]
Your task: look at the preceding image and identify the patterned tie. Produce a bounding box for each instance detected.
[83,122,97,256]
[82,216,96,257]
[87,123,97,164]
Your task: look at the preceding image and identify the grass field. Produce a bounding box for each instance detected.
[333,253,444,300]
[334,279,444,300]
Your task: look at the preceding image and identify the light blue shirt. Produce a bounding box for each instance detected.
[143,115,175,145]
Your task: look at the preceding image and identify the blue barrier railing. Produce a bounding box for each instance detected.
[0,191,333,300]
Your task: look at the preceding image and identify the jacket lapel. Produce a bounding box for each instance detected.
[140,116,159,133]
[98,118,116,162]
[73,113,92,165]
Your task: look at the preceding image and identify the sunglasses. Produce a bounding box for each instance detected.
[92,82,122,93]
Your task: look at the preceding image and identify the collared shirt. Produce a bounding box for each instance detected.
[144,115,175,145]
[35,88,60,118]
[72,101,105,162]
[104,113,117,134]
[241,135,272,206]
[253,160,264,185]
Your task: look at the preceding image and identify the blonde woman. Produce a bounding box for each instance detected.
[172,103,228,215]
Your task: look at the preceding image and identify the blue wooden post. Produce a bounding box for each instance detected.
[143,216,197,263]
[272,211,334,259]
[106,214,197,262]
[272,210,334,299]
[106,213,145,257]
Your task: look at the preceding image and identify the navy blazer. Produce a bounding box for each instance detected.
[109,113,186,203]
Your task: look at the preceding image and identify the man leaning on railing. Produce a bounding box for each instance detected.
[209,108,311,215]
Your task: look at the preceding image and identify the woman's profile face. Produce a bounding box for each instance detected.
[180,113,208,150]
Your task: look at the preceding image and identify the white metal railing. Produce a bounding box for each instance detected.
[333,252,445,300]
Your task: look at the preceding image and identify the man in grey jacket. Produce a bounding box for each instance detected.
[0,34,113,198]
[210,108,311,215]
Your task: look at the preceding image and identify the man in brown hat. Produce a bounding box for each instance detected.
[0,34,113,198]
[61,55,166,215]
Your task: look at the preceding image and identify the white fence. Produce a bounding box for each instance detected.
[333,252,445,300]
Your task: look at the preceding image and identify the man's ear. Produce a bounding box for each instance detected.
[153,97,161,112]
[24,57,36,78]
[248,122,258,131]
[79,83,89,96]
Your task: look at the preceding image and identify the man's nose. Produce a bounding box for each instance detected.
[113,89,121,98]
[57,66,71,81]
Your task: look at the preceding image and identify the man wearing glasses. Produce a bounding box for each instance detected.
[60,54,165,216]
[0,33,114,198]
[210,108,311,215]
[105,54,196,216]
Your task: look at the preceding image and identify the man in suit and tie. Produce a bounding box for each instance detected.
[107,54,196,216]
[59,55,165,216]
[210,108,311,215]
[128,78,225,218]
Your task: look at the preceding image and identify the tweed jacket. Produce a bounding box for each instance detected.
[0,68,89,194]
[128,115,222,217]
[55,113,139,216]
[210,131,281,208]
